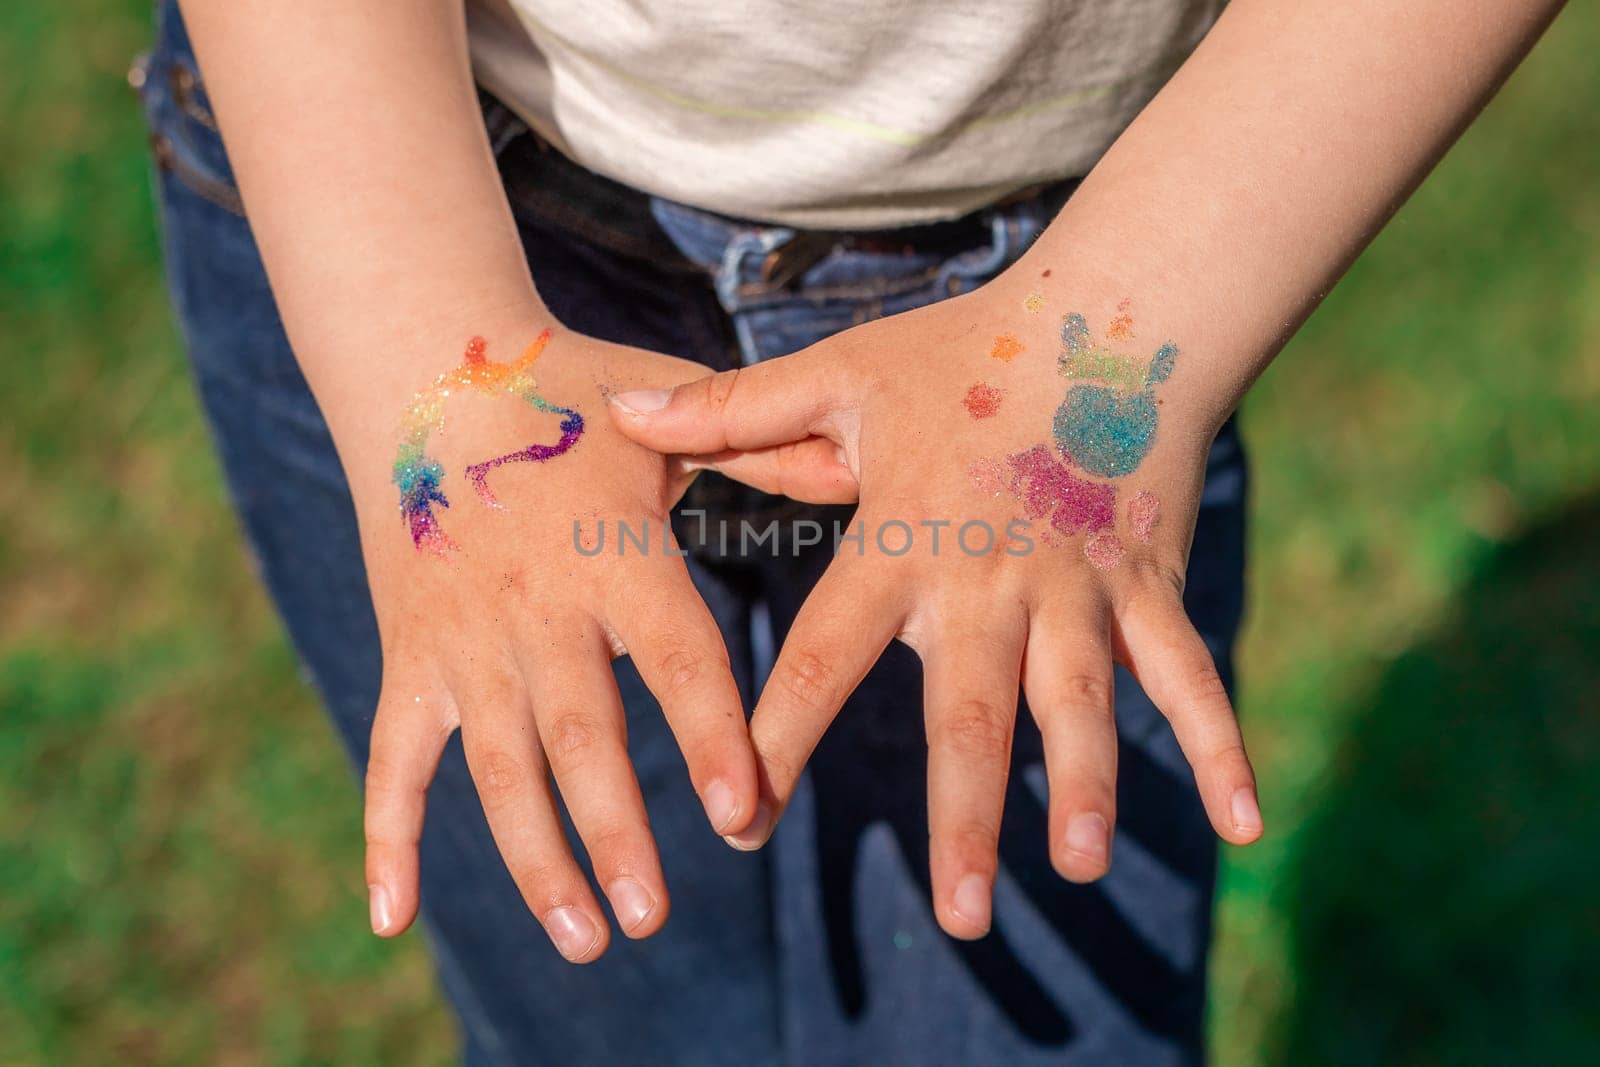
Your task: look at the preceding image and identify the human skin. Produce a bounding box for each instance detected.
[175,0,852,962]
[610,0,1568,938]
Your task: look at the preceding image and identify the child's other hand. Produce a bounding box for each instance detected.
[608,284,1262,938]
[355,327,846,959]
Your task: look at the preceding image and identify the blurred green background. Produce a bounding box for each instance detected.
[2,3,1596,1064]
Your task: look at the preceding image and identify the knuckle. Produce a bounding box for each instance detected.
[364,825,416,850]
[364,754,430,806]
[1119,557,1188,608]
[364,752,401,794]
[1187,662,1231,707]
[469,745,530,805]
[458,666,522,717]
[542,710,605,766]
[650,644,706,702]
[507,857,567,899]
[942,823,1002,862]
[704,367,744,416]
[776,649,840,712]
[1057,672,1114,714]
[583,823,638,864]
[1139,556,1189,596]
[936,700,1013,763]
[1202,737,1248,769]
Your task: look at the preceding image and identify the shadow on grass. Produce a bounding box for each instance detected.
[1273,494,1600,1064]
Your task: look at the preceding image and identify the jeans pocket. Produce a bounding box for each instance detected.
[133,33,244,217]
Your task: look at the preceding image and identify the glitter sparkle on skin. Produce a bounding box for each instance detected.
[1053,312,1178,478]
[1084,530,1125,570]
[962,382,1005,419]
[1023,292,1045,314]
[1107,298,1135,342]
[1004,445,1116,534]
[967,457,1009,497]
[965,304,1175,570]
[990,333,1024,362]
[393,331,585,556]
[1130,490,1160,543]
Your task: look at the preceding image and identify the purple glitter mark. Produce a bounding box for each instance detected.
[1005,445,1116,535]
[395,456,456,556]
[465,406,586,508]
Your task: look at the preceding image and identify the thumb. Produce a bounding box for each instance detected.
[608,352,842,455]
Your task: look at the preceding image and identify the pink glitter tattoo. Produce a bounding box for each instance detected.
[1130,490,1160,543]
[966,457,1010,497]
[1084,530,1126,570]
[1005,445,1115,535]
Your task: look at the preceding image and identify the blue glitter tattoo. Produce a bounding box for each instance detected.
[1052,315,1179,478]
[1054,386,1159,478]
[1147,342,1177,385]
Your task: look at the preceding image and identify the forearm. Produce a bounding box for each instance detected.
[1016,0,1564,433]
[179,0,543,476]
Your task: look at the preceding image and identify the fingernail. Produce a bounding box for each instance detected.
[545,906,601,961]
[703,778,741,834]
[1064,812,1110,865]
[951,873,992,933]
[1231,788,1263,837]
[610,388,671,415]
[607,878,658,935]
[723,801,774,851]
[368,884,395,935]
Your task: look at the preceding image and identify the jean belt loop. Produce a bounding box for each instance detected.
[939,212,1011,290]
[716,227,795,366]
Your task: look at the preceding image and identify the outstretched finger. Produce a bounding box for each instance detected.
[607,558,761,838]
[522,624,670,939]
[1115,586,1262,845]
[739,558,902,850]
[922,614,1026,938]
[456,663,612,963]
[365,675,453,937]
[1021,596,1119,883]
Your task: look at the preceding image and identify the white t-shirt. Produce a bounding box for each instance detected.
[467,0,1224,229]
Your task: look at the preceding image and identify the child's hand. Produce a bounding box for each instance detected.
[608,284,1262,938]
[355,326,846,960]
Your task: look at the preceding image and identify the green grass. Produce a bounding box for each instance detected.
[0,2,453,1062]
[1213,5,1600,1061]
[2,3,1597,1064]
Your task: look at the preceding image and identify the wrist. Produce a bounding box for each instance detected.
[980,260,1251,448]
[933,273,1223,494]
[312,309,564,504]
[336,322,706,561]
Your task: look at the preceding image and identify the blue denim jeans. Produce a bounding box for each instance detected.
[140,3,1245,1063]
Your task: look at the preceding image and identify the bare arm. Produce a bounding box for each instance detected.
[178,0,540,444]
[610,0,1568,935]
[176,0,840,959]
[1016,0,1567,423]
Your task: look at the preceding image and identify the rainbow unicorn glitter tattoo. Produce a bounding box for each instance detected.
[393,332,584,556]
